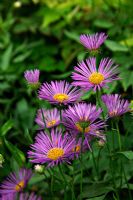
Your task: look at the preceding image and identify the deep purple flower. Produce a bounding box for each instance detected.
[24,69,40,89]
[38,81,82,105]
[72,57,119,91]
[35,108,60,129]
[62,103,105,146]
[80,32,107,51]
[102,94,130,117]
[28,128,76,167]
[0,168,32,196]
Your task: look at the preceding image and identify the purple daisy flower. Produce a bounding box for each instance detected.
[19,192,42,200]
[24,69,40,89]
[80,32,107,52]
[62,103,105,146]
[35,108,60,129]
[1,192,42,200]
[38,81,82,105]
[28,128,76,167]
[0,168,32,195]
[102,94,130,117]
[72,57,119,91]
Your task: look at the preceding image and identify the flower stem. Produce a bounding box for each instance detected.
[80,133,84,200]
[115,121,122,151]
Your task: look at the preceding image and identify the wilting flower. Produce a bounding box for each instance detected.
[35,108,60,129]
[102,94,130,117]
[0,168,32,196]
[24,69,40,89]
[63,103,105,146]
[19,192,42,200]
[72,57,119,91]
[38,81,82,105]
[80,32,107,53]
[28,128,76,167]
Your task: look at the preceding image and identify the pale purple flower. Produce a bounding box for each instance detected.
[35,108,60,129]
[0,168,32,196]
[38,81,82,105]
[62,103,105,147]
[80,32,107,51]
[24,69,40,89]
[72,57,119,91]
[102,94,130,117]
[28,128,76,167]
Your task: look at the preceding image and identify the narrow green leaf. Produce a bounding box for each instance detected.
[1,44,13,70]
[1,120,13,136]
[117,151,133,160]
[105,40,129,52]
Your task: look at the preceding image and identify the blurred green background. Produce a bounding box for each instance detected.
[0,0,133,191]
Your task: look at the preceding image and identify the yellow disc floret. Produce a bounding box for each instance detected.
[47,148,64,160]
[89,72,104,84]
[47,120,56,127]
[53,93,69,103]
[15,180,25,191]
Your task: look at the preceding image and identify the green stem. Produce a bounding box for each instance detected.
[91,145,98,180]
[115,121,122,151]
[58,165,67,199]
[50,175,54,197]
[80,134,84,200]
[97,147,102,179]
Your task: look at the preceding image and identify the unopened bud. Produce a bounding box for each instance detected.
[34,164,44,173]
[14,1,22,8]
[0,154,4,167]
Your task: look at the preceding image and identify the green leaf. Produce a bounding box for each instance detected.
[120,71,133,91]
[87,194,106,200]
[1,44,13,70]
[0,119,14,136]
[64,30,79,42]
[42,8,61,28]
[120,36,133,47]
[117,151,133,160]
[105,40,129,52]
[94,19,113,29]
[4,139,26,166]
[29,174,46,185]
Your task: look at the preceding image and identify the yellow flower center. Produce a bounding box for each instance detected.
[15,180,25,191]
[47,120,56,127]
[53,93,69,103]
[72,145,80,153]
[76,121,90,133]
[89,72,104,84]
[47,148,64,160]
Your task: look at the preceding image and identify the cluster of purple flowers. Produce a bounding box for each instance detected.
[0,32,130,198]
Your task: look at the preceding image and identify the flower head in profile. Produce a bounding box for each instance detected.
[102,94,130,117]
[24,69,40,89]
[72,57,119,91]
[63,103,105,147]
[38,81,82,105]
[28,128,76,167]
[80,32,107,54]
[35,108,60,129]
[0,168,32,196]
